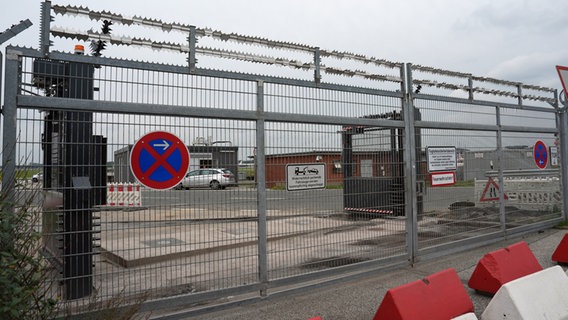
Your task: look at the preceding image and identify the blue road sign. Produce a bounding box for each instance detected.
[533,140,548,169]
[130,131,189,190]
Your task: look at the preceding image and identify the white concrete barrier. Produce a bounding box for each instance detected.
[481,266,568,320]
[475,176,561,210]
[452,313,478,320]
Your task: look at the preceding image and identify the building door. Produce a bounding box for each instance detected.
[360,159,373,177]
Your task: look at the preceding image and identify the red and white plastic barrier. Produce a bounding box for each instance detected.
[552,233,568,264]
[468,241,542,295]
[481,266,568,319]
[373,268,474,320]
[106,183,142,206]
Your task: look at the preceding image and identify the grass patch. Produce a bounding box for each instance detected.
[556,221,568,229]
[454,180,474,187]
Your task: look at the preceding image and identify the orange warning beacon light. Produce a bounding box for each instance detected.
[74,44,85,55]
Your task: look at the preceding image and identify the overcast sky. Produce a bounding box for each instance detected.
[2,0,568,90]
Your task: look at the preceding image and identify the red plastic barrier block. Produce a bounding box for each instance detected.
[552,233,568,264]
[468,241,542,295]
[307,317,322,320]
[373,268,473,320]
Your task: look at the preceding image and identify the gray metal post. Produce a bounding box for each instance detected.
[0,20,33,169]
[188,26,197,73]
[0,20,33,102]
[517,84,523,106]
[495,106,506,231]
[558,92,568,221]
[468,76,474,100]
[403,63,418,264]
[39,1,51,56]
[0,51,2,110]
[314,47,321,84]
[256,80,268,296]
[2,48,19,218]
[0,19,32,45]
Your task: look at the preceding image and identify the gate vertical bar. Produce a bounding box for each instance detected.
[559,95,568,221]
[0,20,33,126]
[403,64,418,263]
[495,106,506,231]
[39,1,51,56]
[256,80,268,296]
[188,26,197,73]
[313,47,321,84]
[2,49,19,211]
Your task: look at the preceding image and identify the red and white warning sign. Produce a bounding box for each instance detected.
[430,171,456,187]
[480,177,508,202]
[556,65,568,95]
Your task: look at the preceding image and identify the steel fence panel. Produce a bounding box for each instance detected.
[17,112,262,309]
[263,121,407,281]
[498,131,562,228]
[10,53,270,312]
[411,102,562,252]
[416,128,500,249]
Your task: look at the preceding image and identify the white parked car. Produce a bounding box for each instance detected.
[179,168,236,190]
[32,173,43,183]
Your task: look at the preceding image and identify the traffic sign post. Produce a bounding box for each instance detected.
[557,66,568,222]
[130,131,190,190]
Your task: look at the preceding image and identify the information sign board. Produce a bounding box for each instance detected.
[286,163,326,191]
[427,146,457,172]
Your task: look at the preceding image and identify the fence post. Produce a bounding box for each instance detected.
[313,47,321,84]
[403,63,418,264]
[558,92,568,221]
[188,26,197,73]
[495,106,506,231]
[256,80,268,296]
[39,1,51,56]
[1,48,20,247]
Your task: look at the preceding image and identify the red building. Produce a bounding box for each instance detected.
[264,151,403,189]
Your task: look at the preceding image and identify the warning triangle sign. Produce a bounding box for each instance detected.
[557,65,568,95]
[480,177,508,202]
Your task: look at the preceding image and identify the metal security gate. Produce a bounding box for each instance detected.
[407,65,564,258]
[1,2,565,317]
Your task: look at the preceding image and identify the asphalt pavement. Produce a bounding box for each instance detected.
[155,227,568,320]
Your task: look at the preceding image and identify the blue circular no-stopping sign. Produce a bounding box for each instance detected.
[533,140,548,169]
[130,131,190,190]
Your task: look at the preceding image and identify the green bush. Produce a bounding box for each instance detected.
[0,181,150,319]
[238,167,255,180]
[0,190,57,319]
